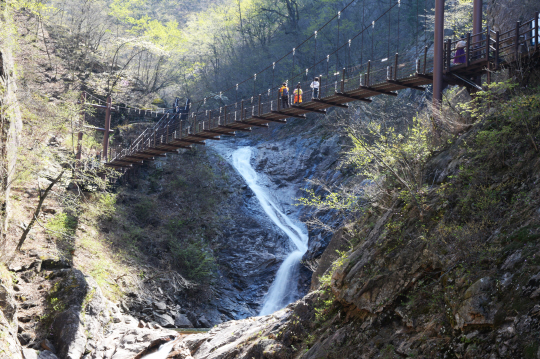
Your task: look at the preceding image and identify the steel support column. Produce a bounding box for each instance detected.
[473,0,483,85]
[473,0,483,38]
[433,0,445,122]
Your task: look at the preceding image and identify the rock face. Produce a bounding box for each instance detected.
[0,285,22,359]
[0,16,23,237]
[47,268,178,359]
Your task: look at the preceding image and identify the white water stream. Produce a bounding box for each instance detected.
[231,147,309,316]
[140,339,177,359]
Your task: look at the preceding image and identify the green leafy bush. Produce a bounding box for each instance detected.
[169,239,217,283]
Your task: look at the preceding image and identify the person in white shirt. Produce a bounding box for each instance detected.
[310,77,320,99]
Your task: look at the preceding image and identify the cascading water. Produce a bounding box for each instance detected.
[231,147,309,316]
[140,339,177,359]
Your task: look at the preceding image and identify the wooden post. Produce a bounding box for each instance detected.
[224,106,227,125]
[241,100,245,119]
[166,125,169,143]
[258,94,262,116]
[515,21,521,61]
[102,96,111,162]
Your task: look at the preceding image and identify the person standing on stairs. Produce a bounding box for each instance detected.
[310,77,320,99]
[293,83,303,104]
[280,83,289,108]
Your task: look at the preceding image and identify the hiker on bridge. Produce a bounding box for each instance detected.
[280,83,289,108]
[293,83,303,104]
[454,35,466,64]
[310,77,320,99]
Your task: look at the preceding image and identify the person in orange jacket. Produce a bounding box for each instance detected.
[293,83,303,104]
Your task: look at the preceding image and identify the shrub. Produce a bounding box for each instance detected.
[169,239,217,283]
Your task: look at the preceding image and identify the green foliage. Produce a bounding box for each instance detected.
[133,199,156,224]
[346,117,432,210]
[169,238,217,283]
[46,213,78,239]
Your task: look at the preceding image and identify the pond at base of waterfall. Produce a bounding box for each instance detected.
[231,147,309,316]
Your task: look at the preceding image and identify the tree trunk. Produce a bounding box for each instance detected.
[16,171,64,251]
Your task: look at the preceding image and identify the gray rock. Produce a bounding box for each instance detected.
[37,351,59,359]
[0,284,17,321]
[501,250,522,270]
[198,315,211,328]
[20,270,35,283]
[32,260,42,273]
[52,308,87,359]
[41,257,70,270]
[455,277,496,329]
[40,339,56,353]
[18,332,35,345]
[154,313,175,328]
[153,301,167,310]
[174,314,193,328]
[22,349,38,359]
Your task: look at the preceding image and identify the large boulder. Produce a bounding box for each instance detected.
[51,308,87,359]
[174,314,193,328]
[154,313,175,328]
[454,277,497,329]
[48,269,109,359]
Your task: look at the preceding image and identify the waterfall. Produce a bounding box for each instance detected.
[231,147,308,316]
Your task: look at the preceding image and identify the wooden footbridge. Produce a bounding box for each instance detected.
[104,5,540,169]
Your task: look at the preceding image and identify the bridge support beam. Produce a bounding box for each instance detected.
[473,0,483,86]
[432,0,445,127]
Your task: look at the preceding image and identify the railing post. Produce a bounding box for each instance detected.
[166,125,169,143]
[515,21,521,61]
[495,31,500,70]
[485,29,490,61]
[394,53,399,80]
[341,68,346,92]
[208,110,212,129]
[466,33,471,67]
[423,46,428,74]
[242,99,246,119]
[258,94,262,115]
[448,39,453,70]
[224,106,227,125]
[367,60,371,86]
[534,11,540,51]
